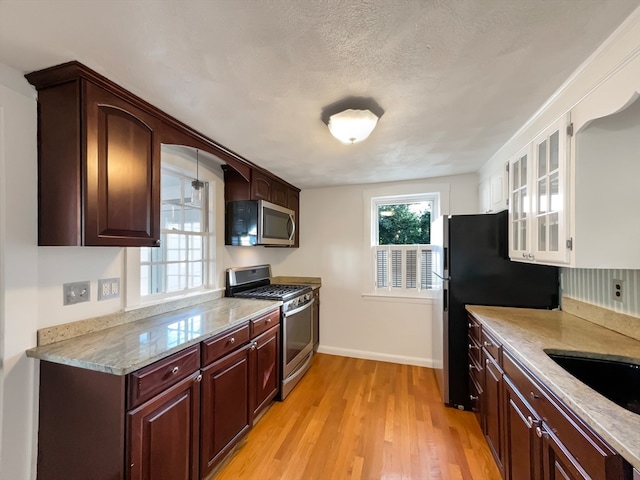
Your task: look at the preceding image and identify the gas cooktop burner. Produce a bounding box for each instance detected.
[234,284,310,300]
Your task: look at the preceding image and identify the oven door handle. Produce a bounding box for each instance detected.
[284,298,314,317]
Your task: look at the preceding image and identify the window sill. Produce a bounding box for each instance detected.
[125,288,224,312]
[361,293,435,304]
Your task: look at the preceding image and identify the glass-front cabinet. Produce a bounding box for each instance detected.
[508,146,531,260]
[509,114,570,264]
[531,115,570,264]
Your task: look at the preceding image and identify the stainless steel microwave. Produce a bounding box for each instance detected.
[225,200,295,246]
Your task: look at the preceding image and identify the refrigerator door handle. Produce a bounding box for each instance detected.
[443,288,448,311]
[432,271,450,281]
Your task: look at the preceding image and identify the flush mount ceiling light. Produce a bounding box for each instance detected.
[321,97,384,145]
[328,108,379,144]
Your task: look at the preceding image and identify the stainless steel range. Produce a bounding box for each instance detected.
[226,265,314,399]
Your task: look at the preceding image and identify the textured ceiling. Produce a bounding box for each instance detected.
[0,0,638,188]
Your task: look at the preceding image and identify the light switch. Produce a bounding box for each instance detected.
[63,281,90,306]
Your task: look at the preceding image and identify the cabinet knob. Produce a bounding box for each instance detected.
[195,374,202,383]
[527,253,534,260]
[485,358,490,365]
[522,253,527,258]
[250,342,257,351]
[483,341,492,347]
[228,337,235,345]
[266,318,272,323]
[527,416,534,427]
[470,395,478,401]
[530,391,540,400]
[535,426,544,438]
[171,366,179,375]
[155,239,161,245]
[469,364,478,371]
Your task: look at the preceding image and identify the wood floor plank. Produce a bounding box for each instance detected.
[213,353,501,480]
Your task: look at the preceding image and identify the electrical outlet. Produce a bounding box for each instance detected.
[63,281,90,306]
[98,277,120,301]
[612,279,624,303]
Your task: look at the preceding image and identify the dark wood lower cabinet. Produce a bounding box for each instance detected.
[127,372,201,480]
[503,378,541,480]
[200,343,252,478]
[252,325,280,417]
[542,427,590,480]
[484,352,504,476]
[468,314,632,480]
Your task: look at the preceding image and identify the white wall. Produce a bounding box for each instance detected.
[264,175,478,366]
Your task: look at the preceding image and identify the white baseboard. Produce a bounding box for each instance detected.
[316,345,436,368]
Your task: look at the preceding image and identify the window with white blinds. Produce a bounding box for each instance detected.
[374,245,434,293]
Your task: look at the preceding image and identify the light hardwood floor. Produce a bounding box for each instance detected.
[213,353,501,480]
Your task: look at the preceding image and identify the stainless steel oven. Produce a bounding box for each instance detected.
[226,265,314,400]
[281,293,314,399]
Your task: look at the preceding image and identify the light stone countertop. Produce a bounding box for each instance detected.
[271,276,322,290]
[26,297,282,376]
[466,305,640,470]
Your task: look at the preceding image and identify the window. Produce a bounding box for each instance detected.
[140,169,208,296]
[372,194,437,296]
[126,148,216,308]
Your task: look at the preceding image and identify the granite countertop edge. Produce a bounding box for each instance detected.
[26,298,282,376]
[466,305,640,471]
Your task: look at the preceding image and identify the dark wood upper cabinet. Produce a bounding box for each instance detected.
[27,64,161,246]
[251,170,273,202]
[271,179,289,207]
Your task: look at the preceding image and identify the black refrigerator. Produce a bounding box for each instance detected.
[431,210,559,410]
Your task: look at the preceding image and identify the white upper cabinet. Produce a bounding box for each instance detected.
[508,53,640,268]
[509,115,570,265]
[531,114,571,264]
[508,146,532,260]
[479,163,508,214]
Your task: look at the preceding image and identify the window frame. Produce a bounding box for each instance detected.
[125,149,217,309]
[362,184,447,301]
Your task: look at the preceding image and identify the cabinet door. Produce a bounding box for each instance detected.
[84,82,161,246]
[252,325,280,418]
[251,170,272,201]
[200,343,252,477]
[541,425,589,480]
[503,378,542,480]
[271,180,289,207]
[484,351,504,475]
[508,145,532,261]
[127,372,201,480]
[490,165,508,212]
[531,115,570,264]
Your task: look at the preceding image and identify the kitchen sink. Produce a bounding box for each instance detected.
[544,350,640,415]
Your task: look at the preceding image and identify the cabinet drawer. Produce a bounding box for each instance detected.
[481,328,501,364]
[468,314,482,344]
[127,344,200,409]
[202,323,250,367]
[251,308,280,338]
[469,335,482,367]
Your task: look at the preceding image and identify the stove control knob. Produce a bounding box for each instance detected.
[305,293,311,302]
[291,298,299,308]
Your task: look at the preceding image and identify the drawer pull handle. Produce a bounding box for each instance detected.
[470,395,478,401]
[530,391,540,400]
[171,366,179,375]
[527,416,534,427]
[535,426,544,438]
[266,318,272,323]
[228,337,235,345]
[469,364,478,371]
[195,374,202,383]
[485,359,490,365]
[250,342,257,351]
[483,341,492,347]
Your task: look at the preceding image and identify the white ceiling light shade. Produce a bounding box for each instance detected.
[328,108,379,144]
